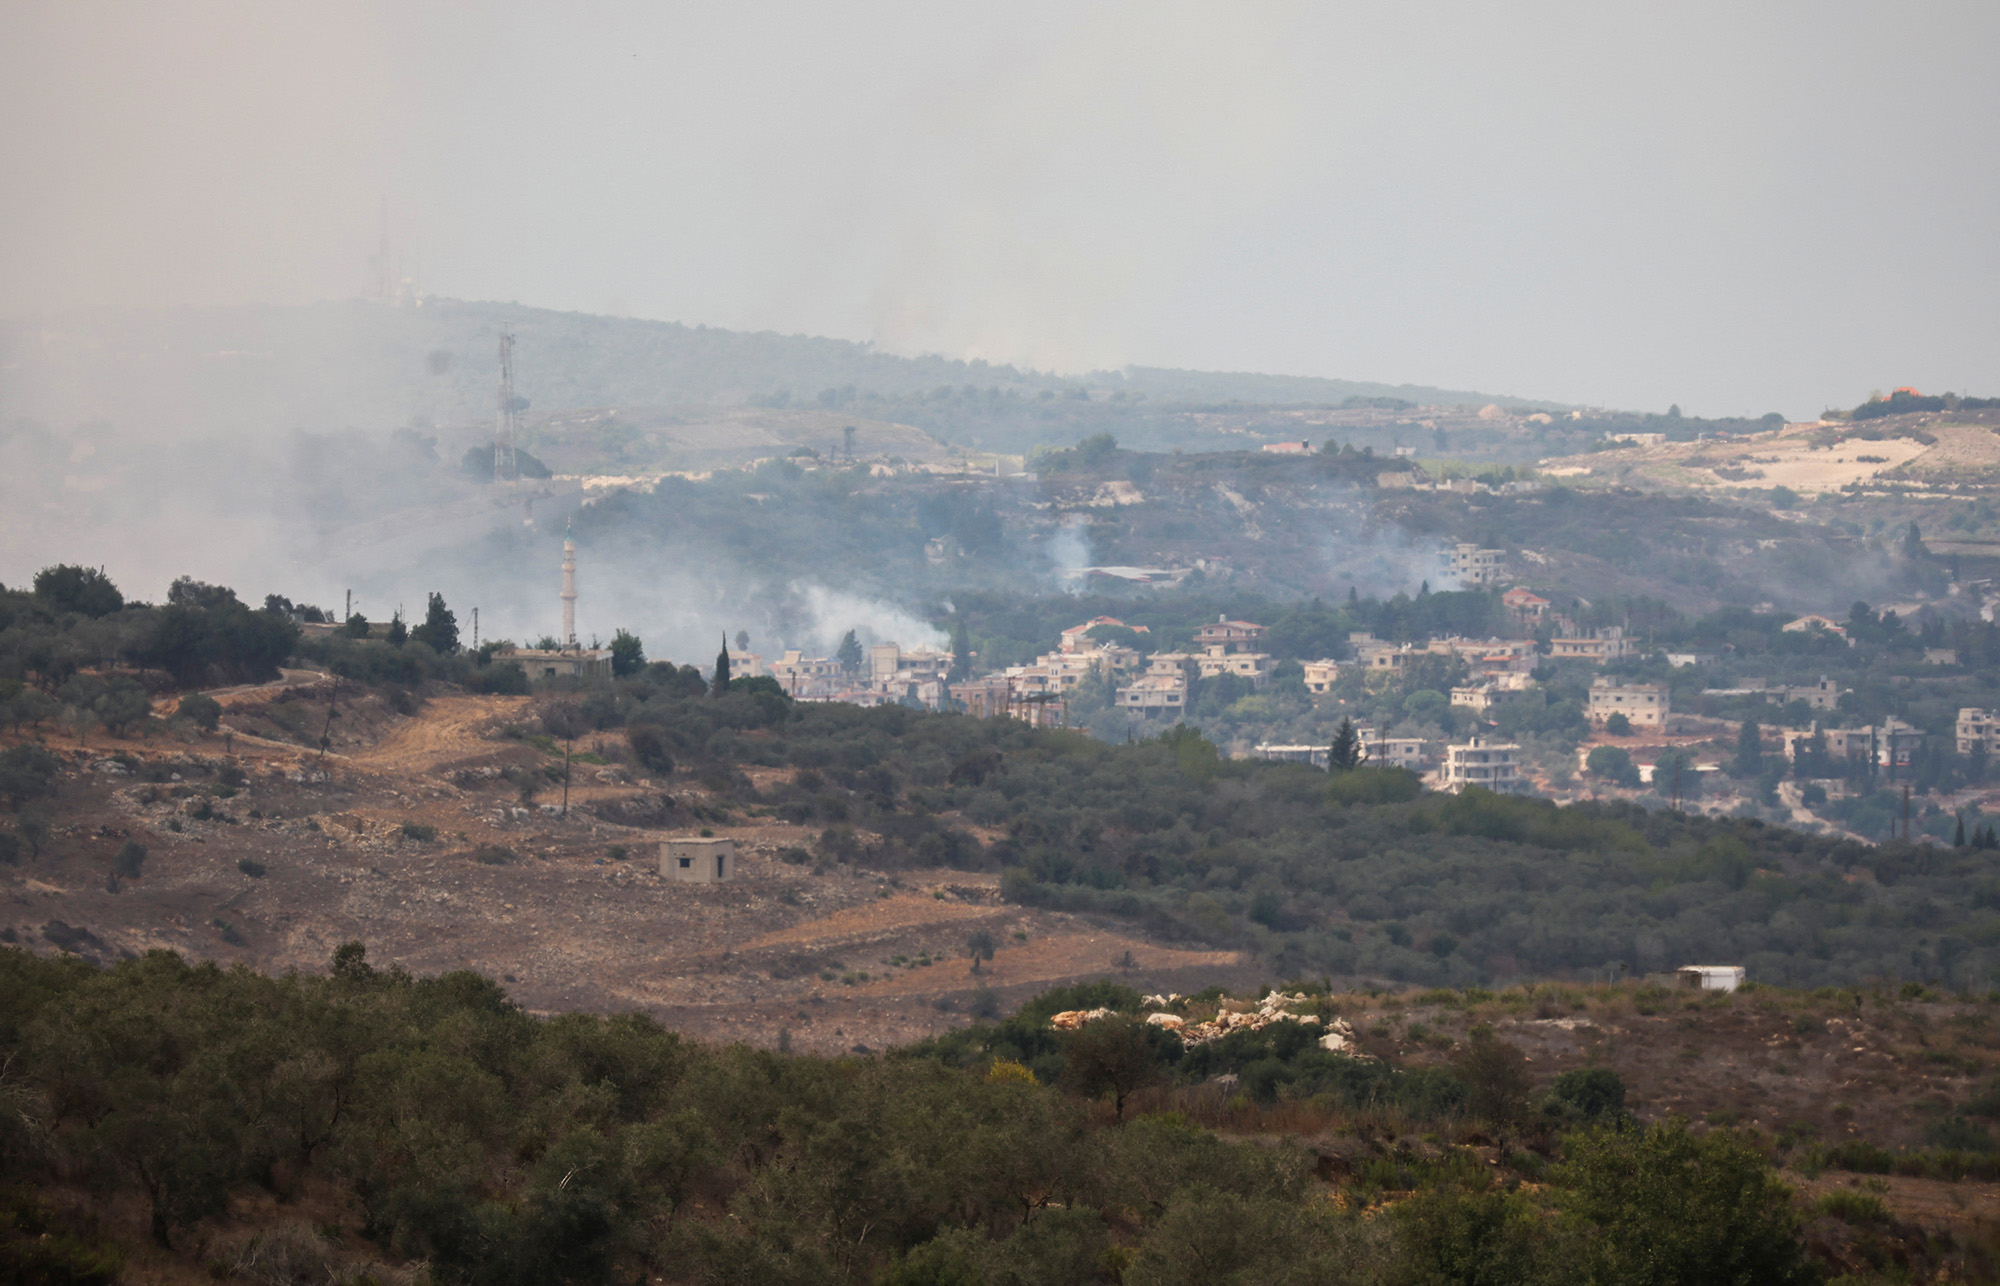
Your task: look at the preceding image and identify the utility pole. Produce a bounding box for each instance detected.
[1904,782,1912,842]
[344,589,351,621]
[471,607,479,651]
[317,675,339,768]
[561,727,573,819]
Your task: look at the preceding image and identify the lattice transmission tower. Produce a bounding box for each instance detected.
[493,330,520,485]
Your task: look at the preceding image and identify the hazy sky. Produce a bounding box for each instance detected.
[3,2,1995,417]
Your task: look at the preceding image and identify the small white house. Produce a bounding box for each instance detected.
[661,836,736,883]
[1677,965,1745,992]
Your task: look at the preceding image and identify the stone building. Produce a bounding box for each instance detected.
[661,836,736,882]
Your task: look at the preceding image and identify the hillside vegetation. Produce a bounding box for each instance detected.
[4,563,1996,991]
[10,946,1998,1285]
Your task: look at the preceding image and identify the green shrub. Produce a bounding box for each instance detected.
[1815,1189,1891,1225]
[175,693,222,732]
[111,841,147,878]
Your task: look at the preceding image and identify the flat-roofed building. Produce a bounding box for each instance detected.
[950,675,1014,718]
[1251,744,1329,768]
[1350,633,1411,671]
[1452,683,1522,714]
[1194,617,1267,653]
[769,650,846,700]
[1550,626,1635,664]
[1302,660,1341,694]
[1439,543,1506,586]
[491,643,612,681]
[1352,726,1435,771]
[661,836,735,882]
[1194,650,1273,683]
[1117,672,1187,715]
[1587,677,1669,728]
[1959,708,2000,756]
[1781,719,1924,770]
[1441,736,1524,792]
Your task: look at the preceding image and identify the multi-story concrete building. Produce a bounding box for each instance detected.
[1192,616,1272,687]
[1302,660,1341,694]
[870,643,952,688]
[1781,719,1925,771]
[1452,680,1532,714]
[1959,708,2000,756]
[1785,677,1843,710]
[1550,626,1635,664]
[1194,617,1268,652]
[950,675,1015,718]
[1876,716,1924,772]
[1117,672,1187,715]
[1194,650,1274,683]
[769,650,848,700]
[1351,727,1435,771]
[1439,543,1506,586]
[1587,677,1669,728]
[1350,633,1412,672]
[1443,637,1540,676]
[1441,737,1525,792]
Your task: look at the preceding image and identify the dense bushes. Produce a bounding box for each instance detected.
[0,949,1824,1285]
[0,571,296,695]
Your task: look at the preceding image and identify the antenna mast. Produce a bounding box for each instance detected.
[495,330,519,486]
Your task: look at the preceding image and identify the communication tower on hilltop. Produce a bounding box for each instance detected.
[561,522,578,648]
[494,331,520,485]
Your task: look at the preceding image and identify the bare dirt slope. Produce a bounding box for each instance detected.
[2,687,1250,1053]
[1538,414,2000,496]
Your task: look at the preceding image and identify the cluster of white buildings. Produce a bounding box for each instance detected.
[1252,731,1526,793]
[949,615,1295,722]
[751,643,957,709]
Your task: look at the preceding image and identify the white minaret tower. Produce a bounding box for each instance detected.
[560,522,578,648]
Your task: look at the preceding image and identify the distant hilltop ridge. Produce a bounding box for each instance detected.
[0,298,1571,440]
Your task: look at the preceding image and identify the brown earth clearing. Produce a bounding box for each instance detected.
[3,683,1250,1053]
[1537,411,2000,496]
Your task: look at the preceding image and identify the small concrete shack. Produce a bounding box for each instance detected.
[661,836,735,883]
[1646,965,1746,992]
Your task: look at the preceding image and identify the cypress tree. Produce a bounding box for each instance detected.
[1955,814,1968,847]
[411,592,458,654]
[1328,717,1362,771]
[713,635,731,695]
[1733,717,1764,778]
